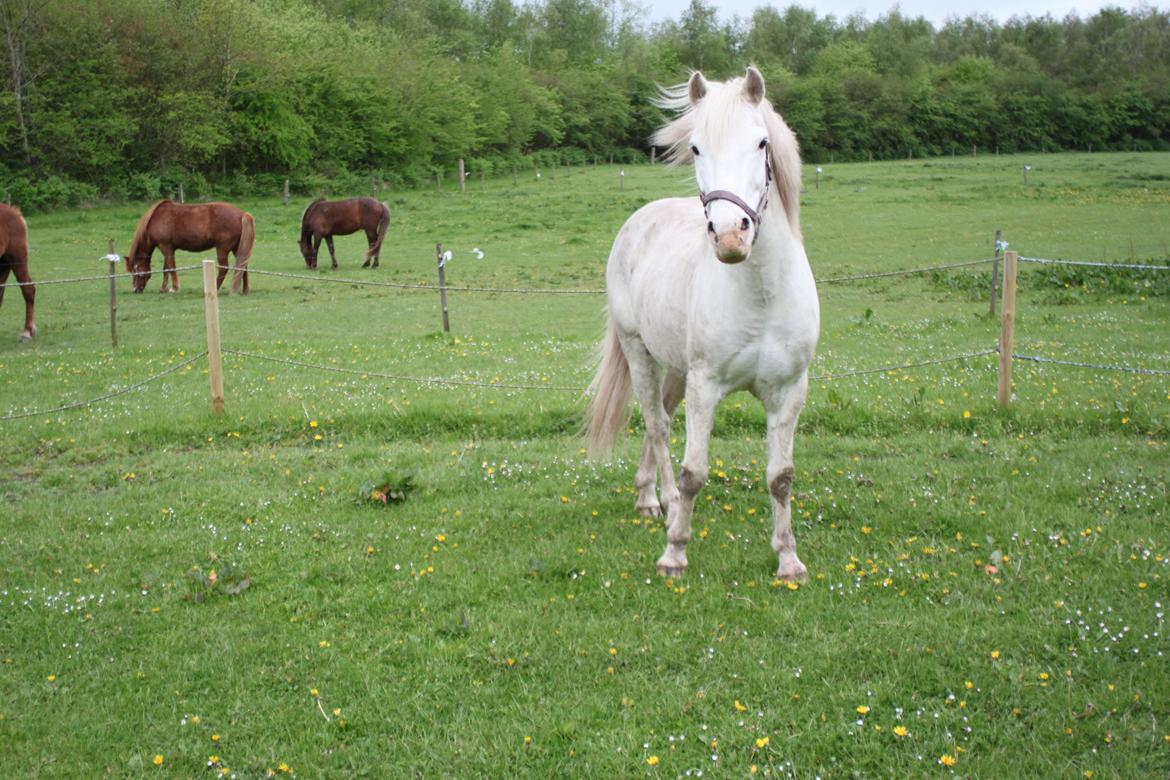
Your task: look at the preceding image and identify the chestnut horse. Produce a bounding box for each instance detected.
[125,200,254,294]
[299,197,390,270]
[0,204,36,341]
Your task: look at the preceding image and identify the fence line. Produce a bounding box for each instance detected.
[226,347,1003,392]
[11,256,1010,294]
[0,351,208,421]
[1019,256,1170,272]
[810,348,997,380]
[222,349,584,392]
[242,266,607,295]
[818,258,991,284]
[1,263,206,287]
[1012,352,1170,376]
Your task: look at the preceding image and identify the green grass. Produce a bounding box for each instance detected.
[1,153,1168,777]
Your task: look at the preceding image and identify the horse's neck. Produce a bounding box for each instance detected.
[743,203,804,284]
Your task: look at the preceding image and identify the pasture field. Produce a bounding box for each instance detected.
[2,152,1169,778]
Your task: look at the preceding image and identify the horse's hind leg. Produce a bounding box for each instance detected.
[633,370,684,516]
[215,249,230,290]
[11,262,36,340]
[325,236,337,269]
[621,336,679,519]
[362,228,376,268]
[763,376,810,581]
[160,249,178,293]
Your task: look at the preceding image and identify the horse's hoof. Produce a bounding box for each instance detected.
[657,562,688,577]
[18,332,33,343]
[636,502,664,518]
[774,561,809,583]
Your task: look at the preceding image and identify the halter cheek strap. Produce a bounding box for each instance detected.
[698,156,773,244]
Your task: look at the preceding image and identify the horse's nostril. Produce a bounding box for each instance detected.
[741,218,750,231]
[707,221,715,235]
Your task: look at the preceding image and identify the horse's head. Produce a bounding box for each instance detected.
[124,254,150,292]
[657,67,779,265]
[298,237,317,269]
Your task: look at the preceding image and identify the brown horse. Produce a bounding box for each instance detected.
[125,200,255,294]
[299,197,390,270]
[0,204,36,342]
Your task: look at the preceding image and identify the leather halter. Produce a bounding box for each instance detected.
[698,155,773,244]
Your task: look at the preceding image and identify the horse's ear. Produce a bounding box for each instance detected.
[744,66,765,105]
[688,71,708,104]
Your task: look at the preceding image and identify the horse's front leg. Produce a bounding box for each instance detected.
[325,236,337,269]
[657,372,721,577]
[764,375,810,581]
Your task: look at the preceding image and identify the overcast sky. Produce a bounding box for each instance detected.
[642,0,1162,26]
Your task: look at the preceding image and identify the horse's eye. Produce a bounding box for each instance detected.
[690,144,700,157]
[758,138,769,150]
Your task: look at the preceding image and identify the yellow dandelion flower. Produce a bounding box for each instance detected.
[893,726,908,738]
[755,736,770,748]
[310,688,319,698]
[939,754,956,767]
[856,705,870,715]
[46,675,56,682]
[991,650,1001,660]
[153,755,164,766]
[735,700,748,712]
[965,681,974,690]
[646,755,660,766]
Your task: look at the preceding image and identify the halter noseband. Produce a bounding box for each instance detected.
[698,155,773,244]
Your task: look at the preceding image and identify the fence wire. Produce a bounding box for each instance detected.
[242,267,606,295]
[1012,352,1170,376]
[222,349,584,392]
[810,348,998,380]
[0,351,208,421]
[1019,257,1170,272]
[818,258,991,284]
[1,263,207,287]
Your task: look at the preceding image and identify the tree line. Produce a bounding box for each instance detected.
[2,0,1168,210]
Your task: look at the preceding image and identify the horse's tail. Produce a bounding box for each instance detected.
[367,201,391,261]
[585,315,632,457]
[231,211,255,294]
[127,199,168,272]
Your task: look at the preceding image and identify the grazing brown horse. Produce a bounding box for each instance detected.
[0,204,36,342]
[125,200,255,294]
[299,197,390,270]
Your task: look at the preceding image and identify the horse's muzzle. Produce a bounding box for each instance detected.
[712,230,750,264]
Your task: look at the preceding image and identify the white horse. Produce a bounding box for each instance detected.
[587,67,820,580]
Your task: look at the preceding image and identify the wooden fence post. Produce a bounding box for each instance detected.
[435,243,450,334]
[989,229,1001,318]
[997,250,1018,410]
[178,182,185,204]
[106,239,118,348]
[458,159,465,193]
[283,178,290,205]
[202,259,225,415]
